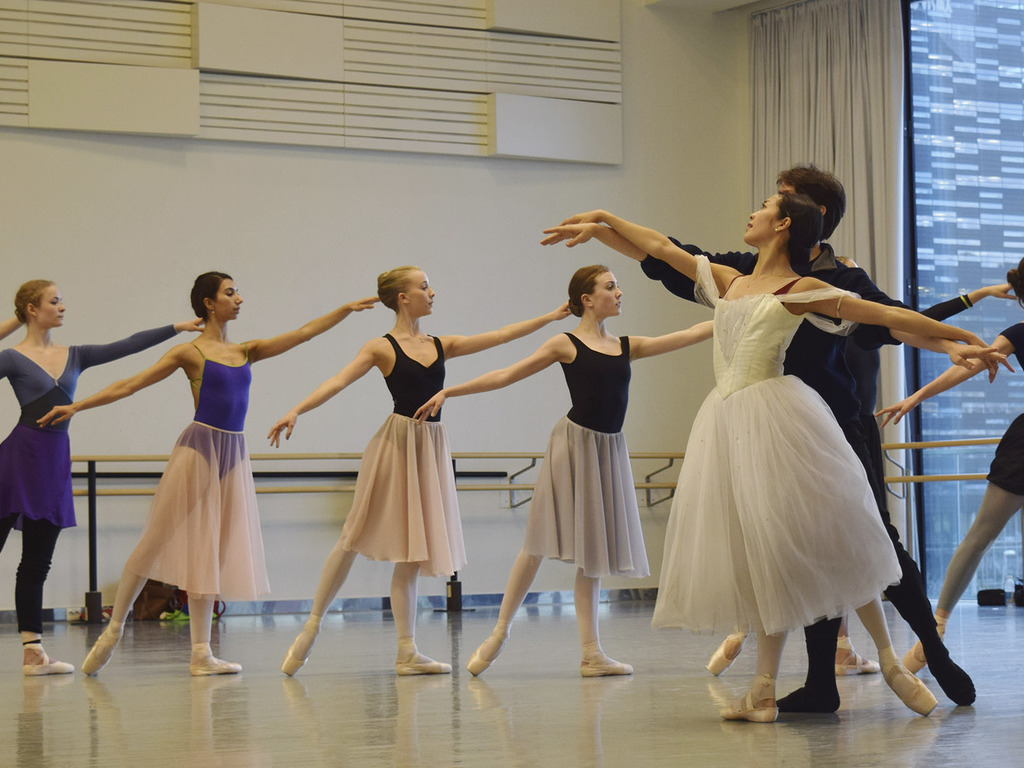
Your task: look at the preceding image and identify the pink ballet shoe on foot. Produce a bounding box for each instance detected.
[721,691,778,723]
[466,633,508,677]
[835,649,881,676]
[902,641,927,674]
[190,657,242,676]
[281,620,321,677]
[580,653,633,678]
[707,633,746,676]
[81,628,122,676]
[884,664,937,717]
[396,654,452,676]
[23,645,74,677]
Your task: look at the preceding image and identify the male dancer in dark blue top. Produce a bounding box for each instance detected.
[587,165,977,712]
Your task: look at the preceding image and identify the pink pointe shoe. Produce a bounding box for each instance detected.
[707,633,746,676]
[884,664,937,717]
[835,648,881,676]
[720,674,778,723]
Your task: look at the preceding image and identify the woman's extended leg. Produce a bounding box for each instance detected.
[466,550,542,676]
[575,569,632,677]
[80,568,148,676]
[281,540,358,675]
[392,561,450,675]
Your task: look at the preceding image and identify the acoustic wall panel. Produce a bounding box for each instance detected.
[198,72,345,147]
[0,57,28,125]
[28,60,199,135]
[0,0,29,59]
[487,0,620,43]
[488,93,622,164]
[192,2,345,81]
[19,0,191,68]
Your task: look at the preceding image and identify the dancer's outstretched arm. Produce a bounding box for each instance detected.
[629,321,714,359]
[268,338,387,446]
[542,212,740,294]
[413,334,575,422]
[247,297,378,364]
[876,332,1017,427]
[442,303,570,359]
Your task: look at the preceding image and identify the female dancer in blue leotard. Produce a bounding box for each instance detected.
[268,266,569,677]
[414,265,712,677]
[1,279,201,675]
[40,272,377,676]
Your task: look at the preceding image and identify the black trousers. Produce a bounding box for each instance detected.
[0,515,62,634]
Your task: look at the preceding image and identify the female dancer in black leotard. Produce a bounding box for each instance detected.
[878,256,1024,674]
[415,265,712,677]
[268,266,569,676]
[1,279,200,675]
[40,272,376,675]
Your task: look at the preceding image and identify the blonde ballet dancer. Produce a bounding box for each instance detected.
[270,266,569,677]
[540,195,1001,720]
[415,265,713,677]
[40,272,377,675]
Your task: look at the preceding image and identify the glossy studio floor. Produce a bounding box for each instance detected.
[2,598,1022,768]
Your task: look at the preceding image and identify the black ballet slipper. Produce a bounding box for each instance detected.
[777,685,841,714]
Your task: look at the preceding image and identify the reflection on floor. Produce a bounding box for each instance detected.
[3,599,1023,767]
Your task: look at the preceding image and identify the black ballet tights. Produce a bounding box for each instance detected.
[0,515,61,635]
[778,617,841,714]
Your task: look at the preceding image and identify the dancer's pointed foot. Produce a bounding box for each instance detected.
[835,648,880,676]
[721,673,777,722]
[466,630,508,677]
[924,648,975,706]
[281,615,322,677]
[580,651,633,678]
[707,632,747,676]
[883,663,937,716]
[191,643,241,676]
[776,685,840,714]
[22,644,74,676]
[81,625,123,677]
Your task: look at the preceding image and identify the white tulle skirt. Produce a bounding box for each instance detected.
[124,422,270,600]
[652,375,900,636]
[340,413,465,578]
[523,417,650,578]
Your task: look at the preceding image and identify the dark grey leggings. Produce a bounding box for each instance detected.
[0,515,62,634]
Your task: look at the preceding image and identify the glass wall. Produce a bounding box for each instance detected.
[906,0,1024,596]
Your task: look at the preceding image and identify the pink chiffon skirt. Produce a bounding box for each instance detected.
[123,422,270,600]
[340,414,465,578]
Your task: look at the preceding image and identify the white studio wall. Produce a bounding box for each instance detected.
[0,0,753,611]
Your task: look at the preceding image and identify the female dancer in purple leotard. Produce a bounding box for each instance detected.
[1,279,201,676]
[40,272,377,676]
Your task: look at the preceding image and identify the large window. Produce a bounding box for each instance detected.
[906,0,1024,596]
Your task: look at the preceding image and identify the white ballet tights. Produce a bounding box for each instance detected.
[938,483,1024,613]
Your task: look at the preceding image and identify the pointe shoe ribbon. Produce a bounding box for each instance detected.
[835,649,881,676]
[884,664,937,717]
[720,691,778,723]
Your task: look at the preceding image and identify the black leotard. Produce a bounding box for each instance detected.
[383,334,445,422]
[561,333,631,434]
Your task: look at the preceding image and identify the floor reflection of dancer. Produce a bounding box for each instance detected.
[415,266,712,677]
[1,280,200,676]
[878,257,1024,674]
[40,272,377,676]
[270,266,569,677]
[542,195,995,720]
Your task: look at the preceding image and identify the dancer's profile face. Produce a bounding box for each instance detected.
[207,279,243,322]
[29,284,65,329]
[743,194,784,247]
[400,271,435,316]
[583,271,622,318]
